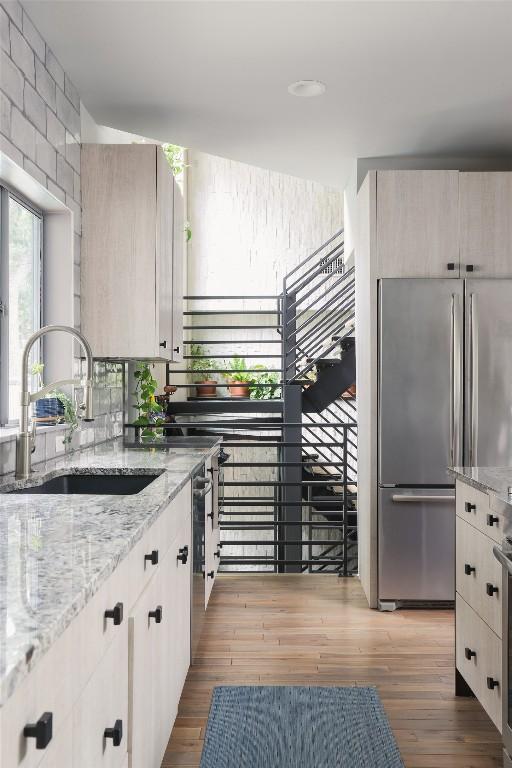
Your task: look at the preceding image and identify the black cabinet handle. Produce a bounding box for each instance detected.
[447,263,455,271]
[104,602,123,625]
[207,510,214,520]
[173,345,180,354]
[214,549,221,559]
[149,605,163,624]
[159,340,167,349]
[144,549,159,566]
[487,514,499,527]
[466,264,474,272]
[486,582,499,596]
[207,570,215,579]
[487,677,499,690]
[24,712,53,749]
[177,545,189,564]
[465,501,476,513]
[464,647,476,660]
[104,719,123,747]
[464,564,476,576]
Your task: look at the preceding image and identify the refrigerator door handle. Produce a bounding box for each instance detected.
[453,293,463,466]
[468,293,478,466]
[391,494,455,503]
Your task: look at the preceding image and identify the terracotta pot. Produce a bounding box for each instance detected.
[195,380,217,398]
[228,381,250,398]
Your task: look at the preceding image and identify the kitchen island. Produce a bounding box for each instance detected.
[451,466,512,760]
[0,437,220,768]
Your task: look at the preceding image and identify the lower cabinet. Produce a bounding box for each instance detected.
[1,482,193,768]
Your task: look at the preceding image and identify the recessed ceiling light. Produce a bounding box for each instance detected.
[288,80,326,98]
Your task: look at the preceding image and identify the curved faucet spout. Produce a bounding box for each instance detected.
[16,324,95,479]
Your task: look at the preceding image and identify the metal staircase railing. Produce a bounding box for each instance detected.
[153,228,357,574]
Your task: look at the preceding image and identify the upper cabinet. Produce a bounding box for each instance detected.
[459,172,512,278]
[376,170,460,278]
[81,145,184,360]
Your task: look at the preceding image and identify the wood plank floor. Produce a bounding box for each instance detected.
[162,574,501,767]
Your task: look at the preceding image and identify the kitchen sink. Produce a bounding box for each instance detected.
[4,473,160,495]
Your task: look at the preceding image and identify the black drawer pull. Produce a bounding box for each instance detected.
[465,501,476,513]
[178,545,189,564]
[487,514,499,527]
[104,719,123,746]
[24,712,53,749]
[447,263,455,271]
[464,564,476,576]
[466,264,474,272]
[104,602,124,625]
[487,677,499,690]
[159,340,167,349]
[207,570,215,579]
[464,647,476,660]
[173,345,180,354]
[486,582,499,596]
[214,549,221,559]
[149,605,163,624]
[144,549,159,566]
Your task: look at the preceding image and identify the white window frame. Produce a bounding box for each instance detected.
[0,184,43,426]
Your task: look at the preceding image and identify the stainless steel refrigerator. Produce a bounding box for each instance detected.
[378,278,512,605]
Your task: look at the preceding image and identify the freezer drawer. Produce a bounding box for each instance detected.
[378,488,455,602]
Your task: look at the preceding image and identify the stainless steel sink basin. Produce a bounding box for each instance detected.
[4,473,159,495]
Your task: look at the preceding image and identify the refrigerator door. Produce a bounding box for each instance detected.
[465,279,512,467]
[378,487,455,601]
[379,279,463,486]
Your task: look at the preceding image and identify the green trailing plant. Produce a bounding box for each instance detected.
[250,366,280,400]
[132,362,165,439]
[190,344,216,382]
[162,143,187,177]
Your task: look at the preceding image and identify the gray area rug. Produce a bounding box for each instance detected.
[200,685,404,767]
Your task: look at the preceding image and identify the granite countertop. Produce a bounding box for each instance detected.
[0,437,219,707]
[449,466,512,509]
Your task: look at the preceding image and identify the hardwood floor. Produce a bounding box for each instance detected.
[162,574,501,767]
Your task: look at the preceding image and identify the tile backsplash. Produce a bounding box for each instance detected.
[0,361,126,476]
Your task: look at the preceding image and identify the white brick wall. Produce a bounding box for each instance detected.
[0,1,124,473]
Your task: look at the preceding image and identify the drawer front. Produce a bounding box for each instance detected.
[456,594,502,732]
[456,480,490,532]
[456,516,502,637]
[73,623,128,768]
[1,620,75,768]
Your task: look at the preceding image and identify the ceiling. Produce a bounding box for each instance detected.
[24,1,512,188]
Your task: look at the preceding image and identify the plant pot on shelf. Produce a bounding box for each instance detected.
[33,397,65,422]
[228,380,250,398]
[195,379,218,398]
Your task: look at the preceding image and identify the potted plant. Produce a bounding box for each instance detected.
[250,366,280,400]
[190,344,218,397]
[224,356,251,398]
[31,363,79,444]
[132,362,165,441]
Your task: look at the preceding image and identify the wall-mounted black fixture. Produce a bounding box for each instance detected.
[24,712,53,749]
[104,719,123,746]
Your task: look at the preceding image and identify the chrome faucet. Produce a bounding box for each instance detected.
[16,325,94,479]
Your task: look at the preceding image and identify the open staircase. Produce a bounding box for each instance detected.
[162,228,357,574]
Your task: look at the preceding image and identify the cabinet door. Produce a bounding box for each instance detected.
[376,170,459,278]
[171,173,185,362]
[460,172,512,277]
[156,147,174,359]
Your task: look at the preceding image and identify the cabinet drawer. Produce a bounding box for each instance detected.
[456,594,502,732]
[456,516,502,637]
[73,623,128,768]
[0,619,75,768]
[456,480,506,543]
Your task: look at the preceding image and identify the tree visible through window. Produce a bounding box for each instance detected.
[0,190,42,425]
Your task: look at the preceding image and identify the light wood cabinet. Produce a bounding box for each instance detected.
[375,170,460,278]
[460,172,512,277]
[81,144,184,360]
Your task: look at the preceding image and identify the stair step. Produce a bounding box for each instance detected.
[306,358,343,367]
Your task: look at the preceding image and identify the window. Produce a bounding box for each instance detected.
[0,187,43,425]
